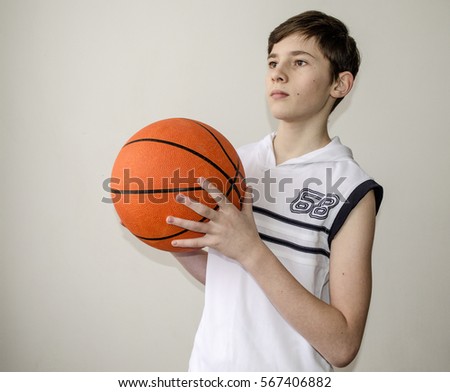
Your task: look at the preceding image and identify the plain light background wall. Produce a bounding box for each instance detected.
[1,0,449,371]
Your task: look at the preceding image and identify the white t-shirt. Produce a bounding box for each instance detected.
[188,134,383,371]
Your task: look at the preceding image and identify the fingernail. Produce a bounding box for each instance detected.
[166,216,174,224]
[176,194,186,203]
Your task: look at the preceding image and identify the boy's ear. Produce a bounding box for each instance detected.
[330,71,354,99]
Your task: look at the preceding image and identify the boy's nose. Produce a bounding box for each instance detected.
[271,68,287,83]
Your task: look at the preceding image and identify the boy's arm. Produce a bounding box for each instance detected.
[168,178,376,367]
[171,250,208,285]
[241,191,376,367]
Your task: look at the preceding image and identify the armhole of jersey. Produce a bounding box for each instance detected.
[327,179,383,247]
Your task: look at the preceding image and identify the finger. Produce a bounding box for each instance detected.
[176,193,216,220]
[171,237,207,249]
[166,215,208,233]
[198,177,227,206]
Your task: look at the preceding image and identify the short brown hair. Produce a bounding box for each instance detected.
[268,11,361,110]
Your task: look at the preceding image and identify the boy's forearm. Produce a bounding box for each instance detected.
[171,250,208,285]
[241,243,361,368]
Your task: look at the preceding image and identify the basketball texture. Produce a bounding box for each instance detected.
[110,118,246,252]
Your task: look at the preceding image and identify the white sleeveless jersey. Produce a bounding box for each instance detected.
[189,134,383,372]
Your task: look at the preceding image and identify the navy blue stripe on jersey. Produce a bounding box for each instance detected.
[328,179,383,247]
[253,206,330,234]
[259,232,331,258]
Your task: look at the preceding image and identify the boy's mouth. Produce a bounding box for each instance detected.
[270,90,289,99]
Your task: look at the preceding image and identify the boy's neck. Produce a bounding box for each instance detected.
[273,121,331,165]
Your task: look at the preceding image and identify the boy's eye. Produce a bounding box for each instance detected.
[295,60,307,67]
[268,61,277,69]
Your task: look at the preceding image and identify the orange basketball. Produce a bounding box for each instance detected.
[110,118,246,252]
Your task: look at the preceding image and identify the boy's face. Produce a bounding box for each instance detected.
[266,34,336,124]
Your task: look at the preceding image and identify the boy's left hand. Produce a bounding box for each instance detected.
[166,177,261,263]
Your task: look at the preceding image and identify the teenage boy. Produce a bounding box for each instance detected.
[168,10,383,371]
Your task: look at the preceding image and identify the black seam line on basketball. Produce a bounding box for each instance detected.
[110,186,203,195]
[259,232,330,258]
[227,161,242,201]
[235,161,244,200]
[190,119,237,170]
[253,206,330,234]
[124,137,236,185]
[135,228,190,241]
[111,177,240,199]
[189,119,245,180]
[133,204,220,241]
